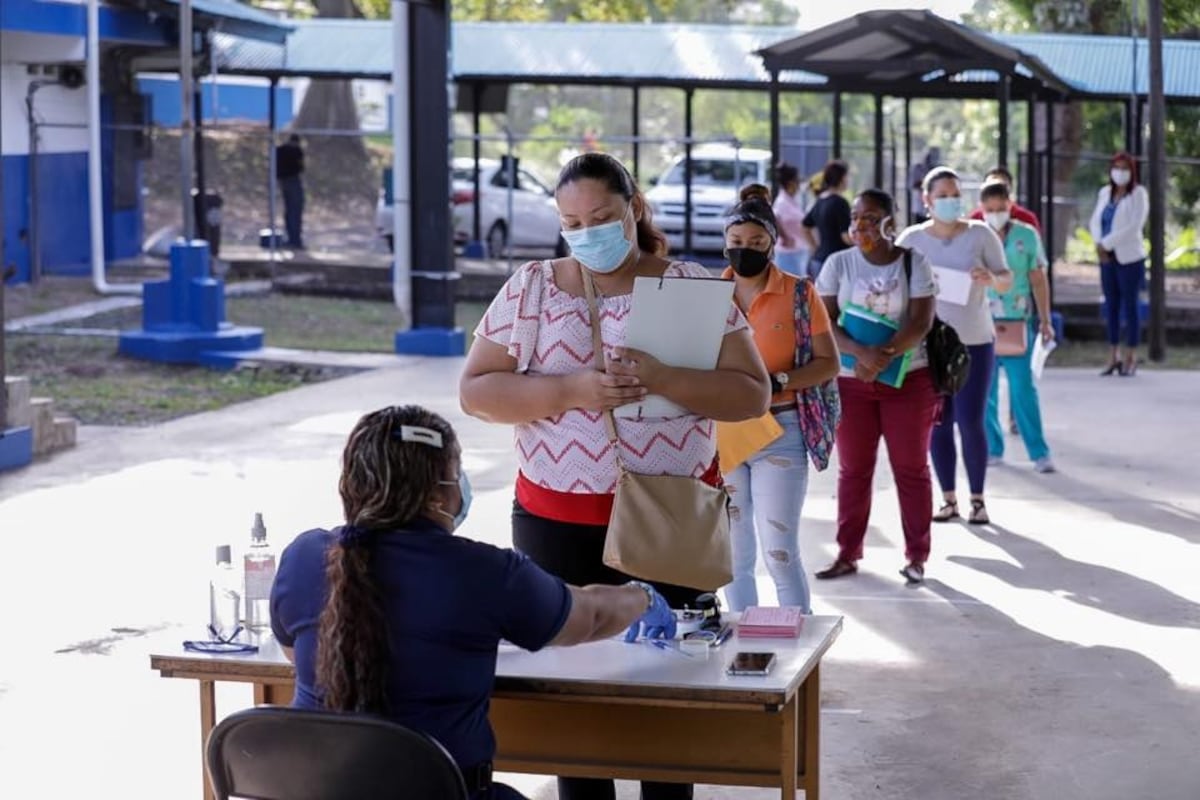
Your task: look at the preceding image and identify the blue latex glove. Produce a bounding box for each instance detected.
[623,582,677,642]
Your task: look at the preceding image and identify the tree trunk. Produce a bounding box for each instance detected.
[1034,99,1084,261]
[292,0,366,159]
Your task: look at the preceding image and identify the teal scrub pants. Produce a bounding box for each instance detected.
[986,321,1051,462]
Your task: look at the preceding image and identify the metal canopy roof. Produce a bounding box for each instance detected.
[756,9,1072,99]
[214,18,382,77]
[450,22,826,89]
[208,17,1200,103]
[995,32,1200,101]
[214,20,828,87]
[143,0,292,43]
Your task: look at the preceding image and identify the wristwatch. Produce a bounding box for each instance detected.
[772,371,791,393]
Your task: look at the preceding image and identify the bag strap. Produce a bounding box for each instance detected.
[579,264,623,453]
[792,275,814,368]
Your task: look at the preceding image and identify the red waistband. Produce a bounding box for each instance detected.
[515,460,723,527]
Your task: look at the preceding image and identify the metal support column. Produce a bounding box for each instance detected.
[471,83,482,243]
[873,93,884,188]
[769,71,780,194]
[683,87,695,256]
[1124,97,1137,154]
[1044,99,1056,280]
[832,91,843,159]
[1147,0,1167,361]
[1026,97,1038,213]
[179,0,195,239]
[407,0,456,332]
[267,77,278,262]
[631,86,641,182]
[193,83,206,241]
[997,75,1010,170]
[904,98,912,223]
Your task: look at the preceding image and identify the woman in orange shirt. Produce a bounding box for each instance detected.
[720,185,840,613]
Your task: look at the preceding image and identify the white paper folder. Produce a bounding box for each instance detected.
[931,265,973,306]
[615,275,735,420]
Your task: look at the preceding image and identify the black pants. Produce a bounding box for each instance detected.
[512,501,697,800]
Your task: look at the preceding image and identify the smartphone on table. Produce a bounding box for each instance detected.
[726,651,777,676]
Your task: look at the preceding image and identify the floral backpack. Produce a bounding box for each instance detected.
[792,276,841,471]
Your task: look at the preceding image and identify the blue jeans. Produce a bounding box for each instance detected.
[775,250,809,276]
[723,410,811,613]
[1100,259,1144,347]
[986,321,1050,462]
[930,342,995,495]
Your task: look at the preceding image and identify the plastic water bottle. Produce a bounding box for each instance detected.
[209,545,241,641]
[243,513,277,631]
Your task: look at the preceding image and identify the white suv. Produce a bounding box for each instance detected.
[645,144,772,254]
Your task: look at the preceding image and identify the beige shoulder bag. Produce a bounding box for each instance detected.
[581,267,733,591]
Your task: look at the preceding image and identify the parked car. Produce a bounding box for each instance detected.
[644,144,773,253]
[376,157,566,257]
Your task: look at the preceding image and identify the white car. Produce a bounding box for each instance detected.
[645,144,773,253]
[376,157,565,257]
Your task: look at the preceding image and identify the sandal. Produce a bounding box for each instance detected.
[932,501,960,523]
[815,559,858,580]
[968,499,990,525]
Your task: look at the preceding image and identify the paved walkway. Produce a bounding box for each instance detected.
[1,360,1198,799]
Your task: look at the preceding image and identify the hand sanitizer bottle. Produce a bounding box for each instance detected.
[243,513,277,631]
[209,545,241,641]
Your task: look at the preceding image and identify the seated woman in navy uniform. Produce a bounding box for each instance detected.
[270,404,673,800]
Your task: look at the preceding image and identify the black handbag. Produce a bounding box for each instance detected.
[902,250,970,396]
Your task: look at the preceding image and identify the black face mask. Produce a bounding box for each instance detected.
[726,247,771,278]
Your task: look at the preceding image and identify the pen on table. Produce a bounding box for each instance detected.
[712,625,734,648]
[647,639,694,658]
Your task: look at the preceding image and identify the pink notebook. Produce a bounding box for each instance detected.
[738,606,804,638]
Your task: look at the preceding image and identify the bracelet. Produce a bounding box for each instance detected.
[627,580,655,612]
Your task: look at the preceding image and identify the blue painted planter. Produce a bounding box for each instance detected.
[119,240,263,366]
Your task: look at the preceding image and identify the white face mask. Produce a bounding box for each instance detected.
[984,211,1010,231]
[1111,168,1132,187]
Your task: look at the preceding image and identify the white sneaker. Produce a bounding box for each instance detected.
[1034,457,1057,474]
[987,454,1004,466]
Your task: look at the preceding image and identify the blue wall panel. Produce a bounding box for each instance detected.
[1,141,142,280]
[138,77,294,127]
[2,156,32,284]
[33,152,92,275]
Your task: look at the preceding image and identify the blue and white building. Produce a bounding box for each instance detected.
[0,0,288,283]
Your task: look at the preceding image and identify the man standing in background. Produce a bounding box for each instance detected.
[276,134,306,250]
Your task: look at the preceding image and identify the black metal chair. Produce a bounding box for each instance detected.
[205,706,470,800]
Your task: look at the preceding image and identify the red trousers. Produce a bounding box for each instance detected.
[835,368,941,566]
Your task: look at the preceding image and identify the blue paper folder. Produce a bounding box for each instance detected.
[839,304,912,388]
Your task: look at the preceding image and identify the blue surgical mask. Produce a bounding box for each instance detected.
[437,473,472,530]
[561,205,634,274]
[931,197,963,223]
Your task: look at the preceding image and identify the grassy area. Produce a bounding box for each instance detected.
[4,293,493,428]
[4,335,344,426]
[66,293,486,354]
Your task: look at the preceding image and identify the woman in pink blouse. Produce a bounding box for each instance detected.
[460,152,768,800]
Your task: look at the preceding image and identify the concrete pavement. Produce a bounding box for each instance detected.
[1,358,1198,799]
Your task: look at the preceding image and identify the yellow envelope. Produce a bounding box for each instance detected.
[716,412,785,473]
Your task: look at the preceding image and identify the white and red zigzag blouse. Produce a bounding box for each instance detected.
[476,260,747,525]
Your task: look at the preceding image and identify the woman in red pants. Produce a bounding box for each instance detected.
[812,189,941,585]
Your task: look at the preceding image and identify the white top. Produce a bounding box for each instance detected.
[773,189,809,255]
[816,247,937,372]
[896,221,1010,346]
[1088,184,1149,265]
